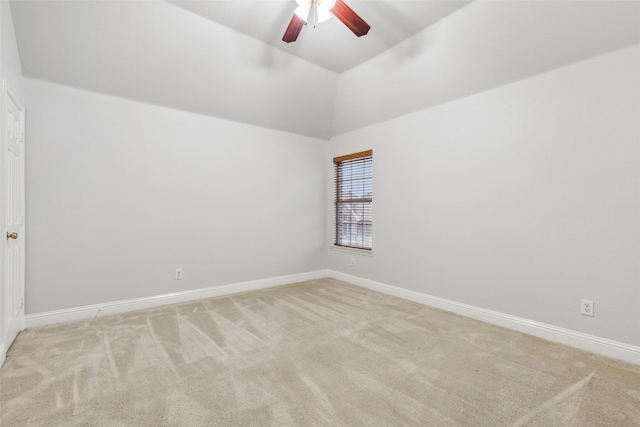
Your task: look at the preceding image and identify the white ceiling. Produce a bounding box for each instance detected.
[9,0,473,139]
[9,0,640,139]
[168,1,472,73]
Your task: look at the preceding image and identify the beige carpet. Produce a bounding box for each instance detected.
[1,278,640,426]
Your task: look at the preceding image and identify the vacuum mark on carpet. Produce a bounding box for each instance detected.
[508,371,595,426]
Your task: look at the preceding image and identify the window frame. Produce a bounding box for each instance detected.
[333,150,373,251]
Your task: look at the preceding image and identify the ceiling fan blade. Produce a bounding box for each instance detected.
[282,13,305,43]
[331,0,370,37]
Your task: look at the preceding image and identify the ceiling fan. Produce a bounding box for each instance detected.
[282,0,370,43]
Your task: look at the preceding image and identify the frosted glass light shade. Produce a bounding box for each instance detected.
[294,4,311,21]
[321,0,337,10]
[316,8,332,23]
[294,0,336,23]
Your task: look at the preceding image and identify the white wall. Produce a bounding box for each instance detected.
[25,78,327,314]
[328,44,640,347]
[2,0,23,100]
[13,0,640,356]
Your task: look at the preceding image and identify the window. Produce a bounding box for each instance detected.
[334,150,373,250]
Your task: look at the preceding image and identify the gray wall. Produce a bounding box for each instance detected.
[328,44,640,346]
[25,79,327,314]
[19,1,640,352]
[2,0,23,100]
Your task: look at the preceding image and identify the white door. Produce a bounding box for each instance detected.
[3,80,25,350]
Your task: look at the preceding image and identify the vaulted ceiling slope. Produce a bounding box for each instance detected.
[333,0,640,135]
[10,0,340,139]
[10,1,640,140]
[168,1,472,74]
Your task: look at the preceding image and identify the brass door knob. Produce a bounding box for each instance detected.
[6,232,18,240]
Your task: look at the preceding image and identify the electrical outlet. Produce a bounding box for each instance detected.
[580,299,594,317]
[175,268,183,280]
[350,258,355,267]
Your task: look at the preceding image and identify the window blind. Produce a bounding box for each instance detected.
[334,150,373,250]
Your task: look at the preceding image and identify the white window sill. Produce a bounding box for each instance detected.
[330,245,374,257]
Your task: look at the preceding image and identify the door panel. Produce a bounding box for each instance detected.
[4,81,25,351]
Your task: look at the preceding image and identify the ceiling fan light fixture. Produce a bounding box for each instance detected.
[294,0,336,23]
[316,8,333,23]
[320,0,337,11]
[294,4,310,22]
[283,0,369,43]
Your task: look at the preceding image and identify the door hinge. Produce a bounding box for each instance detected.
[20,297,24,309]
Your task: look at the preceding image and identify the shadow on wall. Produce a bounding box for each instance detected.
[248,4,303,70]
[365,1,438,66]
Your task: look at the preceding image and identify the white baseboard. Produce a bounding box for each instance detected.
[25,270,328,329]
[23,269,640,366]
[328,270,640,366]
